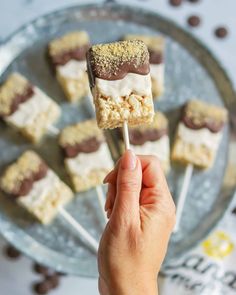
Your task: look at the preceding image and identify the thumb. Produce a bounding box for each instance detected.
[111,150,142,224]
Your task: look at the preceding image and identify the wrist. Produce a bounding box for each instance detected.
[109,277,158,295]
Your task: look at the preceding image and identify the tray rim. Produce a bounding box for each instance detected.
[0,2,235,277]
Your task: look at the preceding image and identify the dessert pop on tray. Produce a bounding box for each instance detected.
[0,151,73,225]
[172,99,228,232]
[59,119,114,193]
[0,73,61,143]
[0,151,99,253]
[124,35,165,99]
[48,31,90,103]
[86,40,154,149]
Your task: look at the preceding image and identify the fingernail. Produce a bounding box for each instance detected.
[103,174,110,184]
[121,150,136,170]
[107,209,112,219]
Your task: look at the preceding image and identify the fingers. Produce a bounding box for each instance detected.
[111,150,142,224]
[138,155,167,189]
[105,183,116,218]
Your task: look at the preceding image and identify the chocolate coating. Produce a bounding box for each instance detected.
[87,41,150,84]
[12,162,48,197]
[129,128,167,146]
[63,137,103,158]
[87,54,150,84]
[182,113,225,133]
[149,50,163,64]
[51,44,90,67]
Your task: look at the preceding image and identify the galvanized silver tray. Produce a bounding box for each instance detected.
[0,3,236,277]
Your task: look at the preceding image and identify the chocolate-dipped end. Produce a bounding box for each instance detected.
[181,105,226,133]
[0,85,34,118]
[86,40,150,83]
[49,44,90,68]
[149,50,164,65]
[61,136,104,158]
[129,128,168,146]
[9,162,48,198]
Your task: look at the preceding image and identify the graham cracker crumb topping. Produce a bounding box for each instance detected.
[124,35,165,53]
[49,31,90,57]
[0,73,30,116]
[0,151,44,194]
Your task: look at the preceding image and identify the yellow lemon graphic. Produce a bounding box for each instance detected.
[202,231,234,259]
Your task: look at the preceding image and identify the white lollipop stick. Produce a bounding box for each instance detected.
[95,186,107,222]
[122,121,130,150]
[173,164,194,233]
[58,207,99,254]
[48,125,60,136]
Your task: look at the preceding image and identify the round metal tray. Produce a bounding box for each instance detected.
[0,3,236,277]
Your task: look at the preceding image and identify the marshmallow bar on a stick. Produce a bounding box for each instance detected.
[87,40,154,129]
[0,151,73,224]
[59,119,114,192]
[124,35,165,98]
[0,73,61,143]
[48,31,90,103]
[172,99,228,169]
[128,112,170,173]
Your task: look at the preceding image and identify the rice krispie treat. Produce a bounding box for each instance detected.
[0,73,61,143]
[59,119,114,192]
[124,35,165,98]
[48,31,90,102]
[87,40,154,129]
[172,99,228,169]
[0,151,73,224]
[127,112,170,173]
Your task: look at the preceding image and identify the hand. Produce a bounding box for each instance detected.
[98,150,176,295]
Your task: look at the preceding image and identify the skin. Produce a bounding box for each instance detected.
[98,150,176,295]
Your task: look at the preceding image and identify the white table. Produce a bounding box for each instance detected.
[0,0,235,294]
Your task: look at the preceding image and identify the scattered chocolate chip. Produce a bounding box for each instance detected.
[33,281,51,295]
[45,274,60,289]
[57,272,67,276]
[4,245,21,259]
[187,15,201,27]
[187,0,200,3]
[232,207,236,215]
[215,27,228,38]
[33,263,50,276]
[169,0,182,7]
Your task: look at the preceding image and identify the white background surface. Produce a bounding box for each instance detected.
[0,0,235,294]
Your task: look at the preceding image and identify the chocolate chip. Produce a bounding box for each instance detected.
[57,272,67,276]
[33,281,51,295]
[4,245,21,259]
[33,263,50,276]
[215,27,228,38]
[45,274,60,289]
[187,0,200,3]
[187,15,201,27]
[169,0,182,7]
[232,207,236,215]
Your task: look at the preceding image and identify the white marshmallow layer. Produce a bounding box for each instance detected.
[95,73,152,102]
